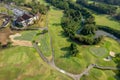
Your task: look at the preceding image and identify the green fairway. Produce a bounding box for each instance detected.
[0,46,72,80]
[94,14,120,30]
[46,2,120,80]
[34,31,52,57]
[14,30,52,57]
[14,30,38,41]
[1,0,120,80]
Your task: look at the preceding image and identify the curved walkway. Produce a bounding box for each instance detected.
[33,42,95,80]
[33,12,120,80]
[33,43,120,80]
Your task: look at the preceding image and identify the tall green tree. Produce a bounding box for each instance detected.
[81,24,97,35]
[113,54,120,78]
[70,43,79,56]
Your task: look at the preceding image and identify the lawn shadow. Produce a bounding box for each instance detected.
[52,7,61,10]
[114,71,120,80]
[106,15,120,23]
[36,32,43,36]
[114,62,120,80]
[52,23,61,27]
[60,46,71,58]
[59,31,68,37]
[59,31,84,45]
[61,46,70,51]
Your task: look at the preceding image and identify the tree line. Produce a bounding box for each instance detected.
[24,1,49,14]
[3,0,25,5]
[76,0,117,15]
[46,0,102,45]
[92,0,120,5]
[114,13,120,21]
[2,0,49,15]
[98,25,120,39]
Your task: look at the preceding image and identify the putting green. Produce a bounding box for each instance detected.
[89,47,109,58]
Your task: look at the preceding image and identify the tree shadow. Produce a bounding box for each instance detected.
[60,51,71,58]
[59,31,68,37]
[52,7,61,10]
[52,23,61,27]
[59,31,84,45]
[113,53,120,80]
[61,46,69,51]
[114,70,120,80]
[60,46,71,58]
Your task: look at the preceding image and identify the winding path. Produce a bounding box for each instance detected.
[33,43,120,80]
[33,42,95,80]
[33,9,120,80]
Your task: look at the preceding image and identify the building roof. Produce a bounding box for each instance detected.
[16,14,33,22]
[16,17,24,22]
[22,14,32,20]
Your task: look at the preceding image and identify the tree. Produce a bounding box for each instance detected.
[0,42,1,48]
[42,29,48,34]
[81,24,97,35]
[114,13,120,21]
[113,53,120,78]
[70,43,79,56]
[24,1,48,14]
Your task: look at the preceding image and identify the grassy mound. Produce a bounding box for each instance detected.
[0,46,72,80]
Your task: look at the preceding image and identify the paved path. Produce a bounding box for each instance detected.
[94,64,120,70]
[33,42,95,80]
[33,10,120,80]
[32,11,95,80]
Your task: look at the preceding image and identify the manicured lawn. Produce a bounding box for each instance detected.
[0,46,72,80]
[89,47,108,58]
[34,31,52,57]
[14,30,38,41]
[94,14,120,30]
[81,68,116,80]
[14,30,52,57]
[46,2,120,80]
[1,0,120,80]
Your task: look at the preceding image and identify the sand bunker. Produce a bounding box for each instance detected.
[109,51,115,57]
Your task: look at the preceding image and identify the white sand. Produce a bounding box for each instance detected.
[109,51,115,57]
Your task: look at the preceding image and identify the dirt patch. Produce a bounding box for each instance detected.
[0,28,13,45]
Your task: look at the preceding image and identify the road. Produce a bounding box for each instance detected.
[33,8,120,80]
[32,10,95,80]
[33,42,95,80]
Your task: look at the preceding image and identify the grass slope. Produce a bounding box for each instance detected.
[94,14,120,30]
[0,0,120,80]
[45,1,120,80]
[14,30,38,41]
[0,46,72,80]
